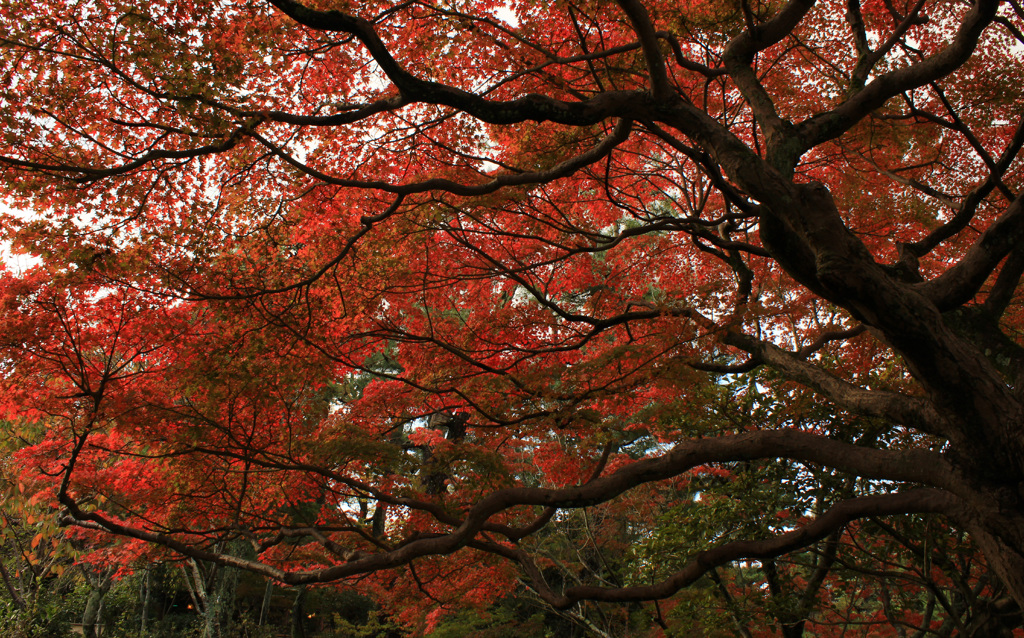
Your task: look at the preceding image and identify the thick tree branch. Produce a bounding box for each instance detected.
[906,115,1024,261]
[726,331,952,438]
[615,0,672,98]
[267,0,643,126]
[723,0,816,165]
[522,489,960,607]
[917,194,1024,309]
[984,245,1024,319]
[798,0,1000,149]
[60,429,967,588]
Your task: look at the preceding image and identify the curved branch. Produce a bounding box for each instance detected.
[722,0,816,157]
[0,125,250,182]
[615,0,671,98]
[193,194,406,299]
[905,114,1024,260]
[725,331,952,438]
[656,31,728,78]
[267,0,642,126]
[849,0,929,90]
[917,193,1024,309]
[250,118,633,197]
[798,0,1000,149]
[522,489,960,607]
[60,429,966,587]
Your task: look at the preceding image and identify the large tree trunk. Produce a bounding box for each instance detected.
[291,586,307,638]
[754,179,1024,617]
[139,567,150,636]
[258,579,273,627]
[81,567,112,638]
[966,523,1024,617]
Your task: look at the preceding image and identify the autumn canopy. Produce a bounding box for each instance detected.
[1,0,1024,633]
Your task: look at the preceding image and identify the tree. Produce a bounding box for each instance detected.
[1,0,1024,632]
[0,421,77,637]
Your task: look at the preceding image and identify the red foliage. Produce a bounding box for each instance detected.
[2,0,1024,632]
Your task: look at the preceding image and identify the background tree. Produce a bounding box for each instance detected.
[2,0,1024,632]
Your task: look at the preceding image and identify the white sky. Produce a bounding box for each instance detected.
[0,201,41,274]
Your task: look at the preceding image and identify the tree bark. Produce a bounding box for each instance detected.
[139,567,150,636]
[291,586,307,638]
[81,567,112,638]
